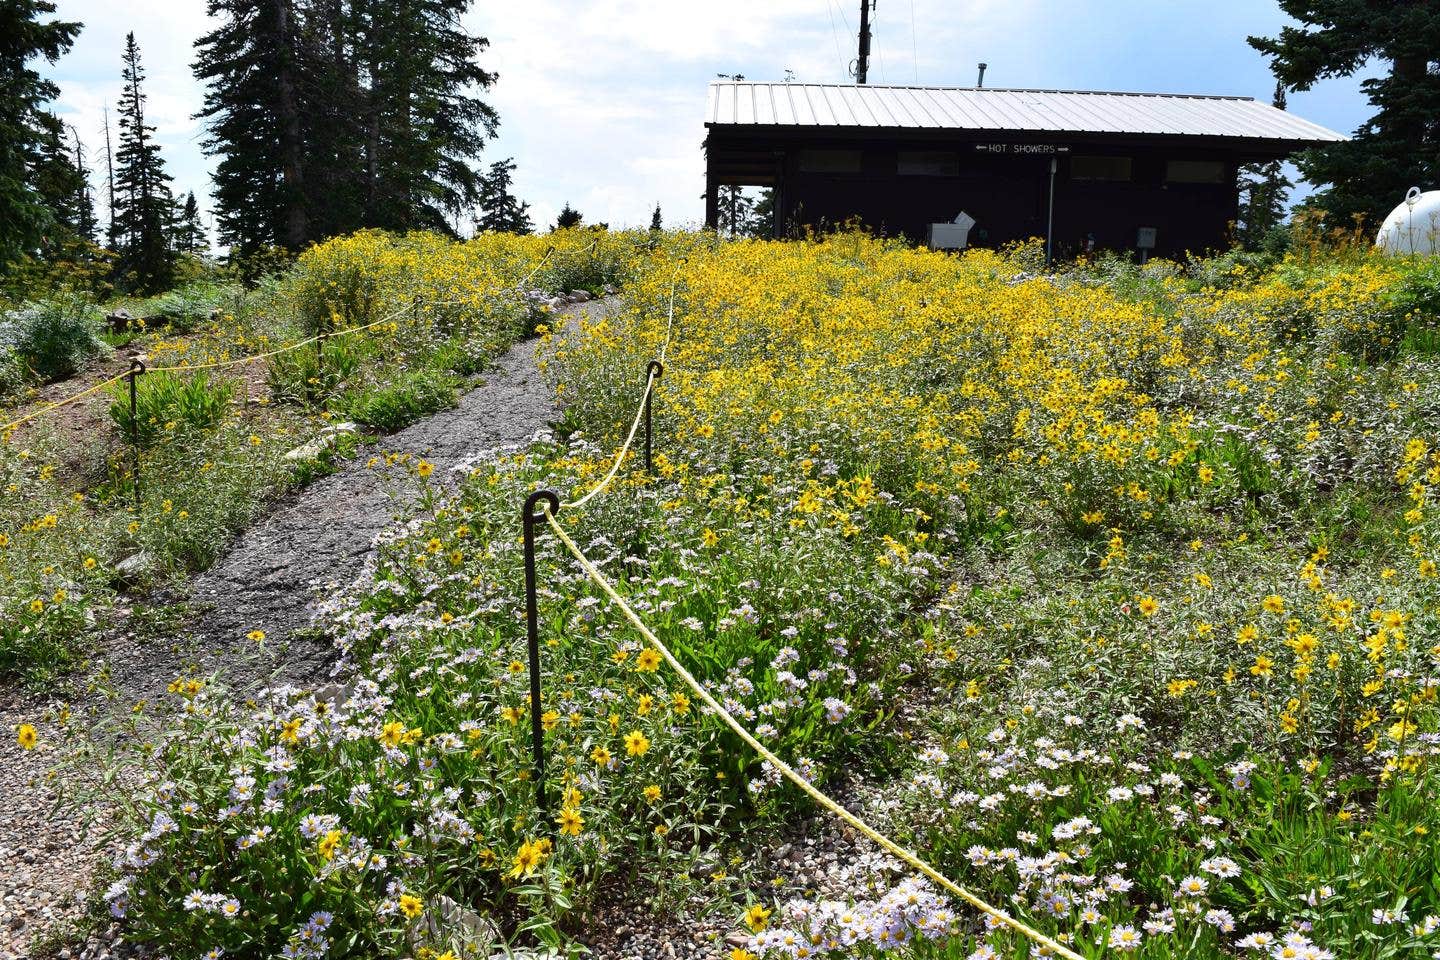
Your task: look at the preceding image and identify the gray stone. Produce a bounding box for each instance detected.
[113,551,156,584]
[282,436,331,463]
[410,895,499,955]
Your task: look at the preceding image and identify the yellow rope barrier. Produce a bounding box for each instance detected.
[540,506,1087,960]
[0,371,132,435]
[0,245,560,434]
[561,369,657,511]
[559,263,682,510]
[151,308,411,374]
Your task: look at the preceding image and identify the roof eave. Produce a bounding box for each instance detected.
[704,123,1344,151]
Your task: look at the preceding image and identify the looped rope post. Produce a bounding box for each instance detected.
[521,489,561,828]
[643,360,663,475]
[127,358,146,511]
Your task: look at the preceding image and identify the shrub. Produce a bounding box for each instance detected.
[109,370,236,447]
[126,281,241,334]
[336,367,457,432]
[0,295,108,382]
[0,349,24,398]
[266,334,368,406]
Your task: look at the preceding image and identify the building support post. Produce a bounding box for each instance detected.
[1045,156,1057,266]
[704,162,720,232]
[772,153,786,239]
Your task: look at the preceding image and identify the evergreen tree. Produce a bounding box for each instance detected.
[745,189,775,238]
[716,186,753,237]
[473,157,532,234]
[1237,83,1294,249]
[173,191,208,255]
[0,0,80,271]
[1250,2,1440,227]
[301,0,367,240]
[650,204,662,231]
[554,203,582,230]
[194,0,500,252]
[353,0,499,232]
[193,0,310,257]
[30,113,91,254]
[112,32,175,293]
[70,126,98,244]
[102,106,117,247]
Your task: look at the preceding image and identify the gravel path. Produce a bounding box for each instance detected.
[0,301,609,960]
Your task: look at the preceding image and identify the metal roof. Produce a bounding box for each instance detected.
[706,82,1346,144]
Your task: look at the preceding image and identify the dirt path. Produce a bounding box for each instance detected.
[0,300,608,960]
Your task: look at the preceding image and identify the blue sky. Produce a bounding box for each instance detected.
[44,0,1379,235]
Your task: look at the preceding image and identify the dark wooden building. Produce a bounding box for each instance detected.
[704,82,1345,259]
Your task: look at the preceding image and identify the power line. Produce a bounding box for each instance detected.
[909,0,919,83]
[824,0,846,80]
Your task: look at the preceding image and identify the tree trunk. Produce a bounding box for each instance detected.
[273,0,309,251]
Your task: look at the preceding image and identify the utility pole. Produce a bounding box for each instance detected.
[856,0,872,85]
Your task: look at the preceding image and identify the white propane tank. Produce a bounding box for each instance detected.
[1376,187,1440,256]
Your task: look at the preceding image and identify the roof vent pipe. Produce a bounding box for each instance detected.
[977,63,987,88]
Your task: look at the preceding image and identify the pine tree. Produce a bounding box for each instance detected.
[353,0,499,232]
[70,126,98,244]
[102,106,117,248]
[745,189,775,238]
[301,0,367,240]
[173,191,208,255]
[193,0,310,256]
[717,186,753,237]
[194,0,501,251]
[1250,3,1440,227]
[472,157,532,234]
[1237,83,1293,249]
[30,113,90,253]
[0,0,80,271]
[650,204,663,231]
[554,203,582,230]
[112,32,175,293]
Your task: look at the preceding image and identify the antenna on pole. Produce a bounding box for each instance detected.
[856,0,873,84]
[976,62,987,88]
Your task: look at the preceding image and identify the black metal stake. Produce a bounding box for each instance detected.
[522,490,561,823]
[128,358,145,511]
[644,360,664,475]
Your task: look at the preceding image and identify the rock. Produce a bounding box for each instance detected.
[409,895,499,955]
[113,551,156,585]
[283,424,357,463]
[282,437,331,463]
[602,284,619,296]
[313,682,352,709]
[725,931,751,949]
[567,289,592,303]
[105,309,132,334]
